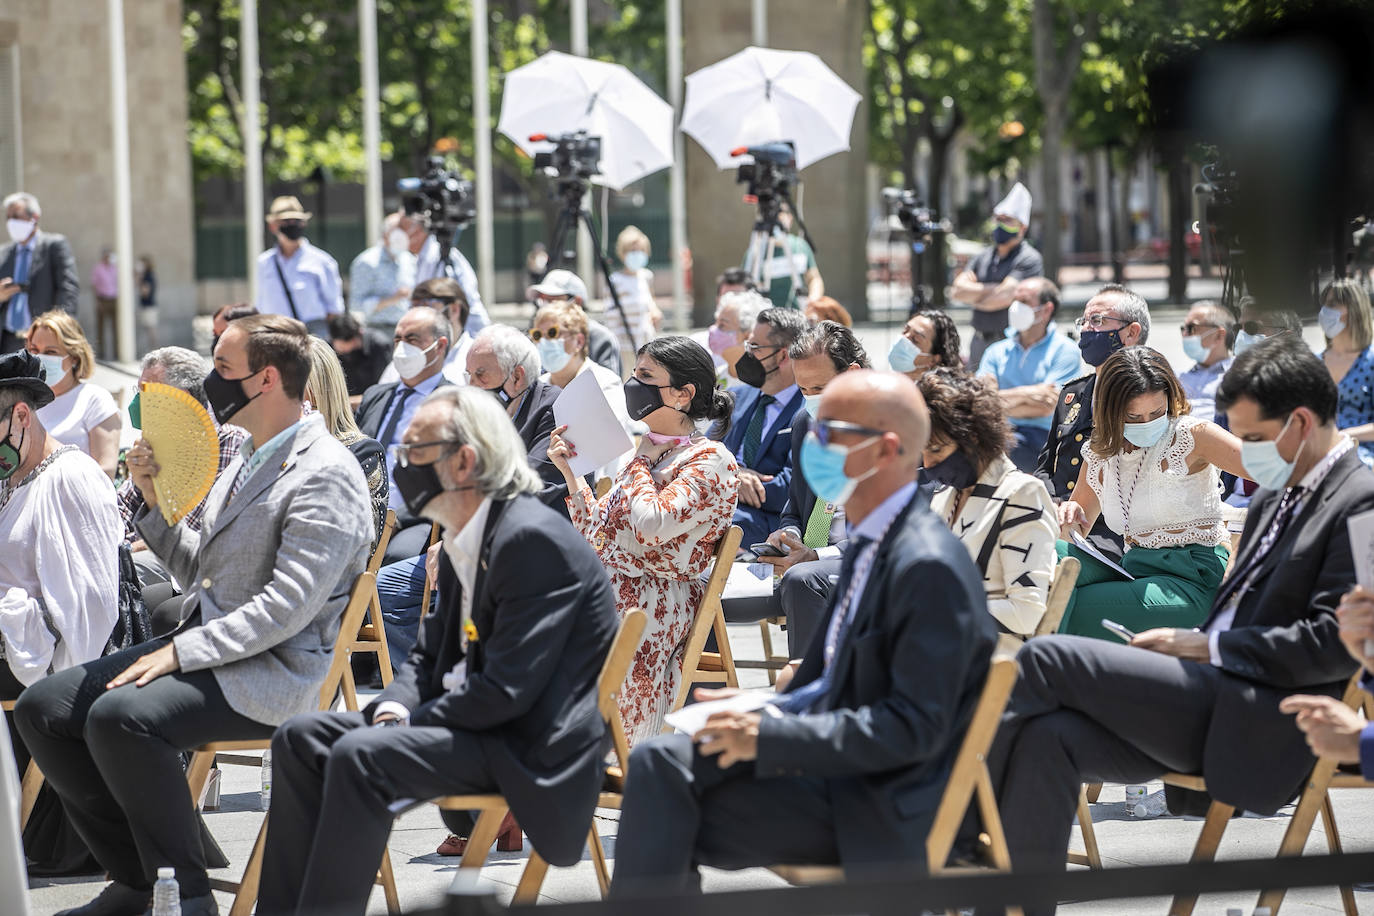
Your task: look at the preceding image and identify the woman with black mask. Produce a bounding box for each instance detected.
[547,337,738,744]
[919,369,1059,638]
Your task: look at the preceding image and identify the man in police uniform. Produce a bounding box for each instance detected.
[1033,284,1151,560]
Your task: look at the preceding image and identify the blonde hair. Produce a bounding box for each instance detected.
[533,300,589,358]
[28,310,94,381]
[1321,278,1373,350]
[304,337,363,443]
[616,225,650,260]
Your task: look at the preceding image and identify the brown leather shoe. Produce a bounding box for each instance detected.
[435,834,467,856]
[433,813,523,856]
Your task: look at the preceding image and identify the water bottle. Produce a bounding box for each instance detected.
[1132,789,1169,819]
[1253,909,1273,916]
[260,749,272,811]
[1226,908,1244,916]
[151,867,180,916]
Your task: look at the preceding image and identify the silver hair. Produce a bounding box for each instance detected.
[716,290,768,329]
[422,386,540,499]
[403,304,453,346]
[475,324,541,382]
[1097,284,1151,345]
[141,347,210,405]
[3,192,39,218]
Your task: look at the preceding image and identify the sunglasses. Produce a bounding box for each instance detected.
[529,327,564,342]
[812,419,887,447]
[1179,322,1218,335]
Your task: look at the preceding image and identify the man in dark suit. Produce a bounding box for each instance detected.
[257,386,618,915]
[722,307,807,546]
[990,336,1374,912]
[356,306,453,563]
[0,192,79,353]
[610,370,996,896]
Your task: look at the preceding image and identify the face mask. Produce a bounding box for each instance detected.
[1078,328,1124,367]
[34,353,66,386]
[481,374,514,407]
[1319,305,1346,338]
[925,448,978,490]
[1008,300,1038,333]
[800,431,879,506]
[888,336,921,373]
[644,431,692,446]
[992,224,1019,245]
[128,391,142,430]
[393,340,438,379]
[386,228,410,258]
[203,368,264,425]
[1240,412,1306,491]
[624,376,676,422]
[392,452,476,518]
[0,409,25,480]
[6,218,33,243]
[1234,330,1264,355]
[1123,414,1171,449]
[802,393,822,419]
[707,326,736,356]
[277,222,306,241]
[734,350,773,389]
[538,337,572,373]
[1181,333,1208,363]
[624,250,649,271]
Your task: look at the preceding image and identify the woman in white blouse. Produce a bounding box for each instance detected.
[919,369,1059,638]
[1056,346,1248,638]
[25,311,120,479]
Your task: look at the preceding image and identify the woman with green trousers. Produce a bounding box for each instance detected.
[1055,347,1250,638]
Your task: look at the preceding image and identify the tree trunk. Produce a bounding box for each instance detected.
[1117,148,1133,283]
[926,131,955,308]
[1039,106,1066,284]
[1162,141,1190,304]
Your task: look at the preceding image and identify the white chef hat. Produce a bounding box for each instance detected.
[994,182,1032,228]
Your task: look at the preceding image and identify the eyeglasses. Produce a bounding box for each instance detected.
[743,342,783,357]
[412,297,457,308]
[528,326,562,342]
[812,419,887,448]
[390,439,461,468]
[1074,314,1129,332]
[1179,322,1218,335]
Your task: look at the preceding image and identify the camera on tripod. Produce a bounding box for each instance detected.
[1195,154,1240,249]
[531,131,603,182]
[881,187,947,253]
[732,141,798,207]
[398,155,476,236]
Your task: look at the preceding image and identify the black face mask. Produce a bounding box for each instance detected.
[203,368,263,425]
[392,452,475,518]
[734,350,774,389]
[623,377,672,422]
[484,381,513,407]
[1078,328,1124,367]
[925,448,979,491]
[277,222,306,241]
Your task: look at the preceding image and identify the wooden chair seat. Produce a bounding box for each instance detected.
[0,699,42,831]
[670,526,744,715]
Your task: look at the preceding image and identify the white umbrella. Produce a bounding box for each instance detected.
[498,50,674,191]
[681,46,863,171]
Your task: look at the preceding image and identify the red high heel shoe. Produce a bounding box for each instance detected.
[434,811,522,856]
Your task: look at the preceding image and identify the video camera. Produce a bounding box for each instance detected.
[532,131,602,183]
[1194,153,1240,249]
[882,187,947,254]
[398,155,476,237]
[733,141,798,209]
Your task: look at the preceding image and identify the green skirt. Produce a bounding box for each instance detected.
[1056,540,1230,640]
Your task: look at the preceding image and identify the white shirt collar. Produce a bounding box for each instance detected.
[442,495,494,581]
[1297,434,1354,493]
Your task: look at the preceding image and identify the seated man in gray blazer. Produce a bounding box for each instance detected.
[15,314,373,916]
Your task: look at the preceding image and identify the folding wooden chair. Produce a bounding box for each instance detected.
[184,571,400,916]
[770,634,1024,916]
[0,700,42,831]
[433,608,647,902]
[338,509,401,707]
[731,614,791,685]
[669,525,744,712]
[417,522,442,625]
[1034,555,1080,638]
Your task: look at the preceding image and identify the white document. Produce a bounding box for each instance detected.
[552,369,634,479]
[721,560,775,599]
[1345,509,1374,656]
[1071,531,1135,581]
[663,692,774,736]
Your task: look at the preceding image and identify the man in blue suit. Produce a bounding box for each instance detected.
[722,307,807,546]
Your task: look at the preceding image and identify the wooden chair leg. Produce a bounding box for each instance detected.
[18,760,43,831]
[1317,792,1357,916]
[185,750,216,807]
[1255,762,1338,916]
[228,815,269,916]
[377,845,401,915]
[512,850,550,904]
[758,620,778,686]
[1168,799,1235,916]
[370,591,396,687]
[588,825,612,898]
[1084,782,1102,804]
[711,611,740,688]
[458,807,508,870]
[1068,785,1102,870]
[340,661,361,713]
[974,766,1013,872]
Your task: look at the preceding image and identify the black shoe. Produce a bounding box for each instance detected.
[55,882,152,916]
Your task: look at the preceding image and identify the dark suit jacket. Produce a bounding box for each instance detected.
[0,231,79,321]
[366,494,618,866]
[779,412,817,533]
[355,377,456,447]
[1032,372,1093,499]
[757,492,996,870]
[512,378,569,514]
[722,384,804,515]
[1185,445,1374,814]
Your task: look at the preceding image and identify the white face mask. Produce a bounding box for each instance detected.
[1319,305,1346,339]
[386,228,410,258]
[1008,300,1038,333]
[6,218,34,243]
[393,339,438,379]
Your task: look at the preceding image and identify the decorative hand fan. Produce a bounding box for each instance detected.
[139,381,219,525]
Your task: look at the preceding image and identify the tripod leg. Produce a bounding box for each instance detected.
[580,209,638,353]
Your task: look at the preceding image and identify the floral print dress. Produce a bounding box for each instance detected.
[568,438,738,745]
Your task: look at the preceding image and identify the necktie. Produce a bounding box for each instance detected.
[741,394,775,467]
[1218,486,1305,608]
[5,246,30,333]
[379,387,416,449]
[802,496,835,549]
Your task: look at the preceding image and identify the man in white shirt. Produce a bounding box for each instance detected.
[255,196,343,338]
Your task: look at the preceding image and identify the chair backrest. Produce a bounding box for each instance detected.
[598,609,648,777]
[366,509,401,575]
[594,477,613,499]
[316,571,378,710]
[1035,555,1081,638]
[924,633,1021,868]
[671,525,744,711]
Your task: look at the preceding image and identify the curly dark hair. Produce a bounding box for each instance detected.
[917,368,1012,475]
[909,309,963,371]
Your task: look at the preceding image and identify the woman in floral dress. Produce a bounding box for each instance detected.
[550,337,738,744]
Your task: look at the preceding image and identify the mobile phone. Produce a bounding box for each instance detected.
[749,542,787,558]
[1101,618,1137,643]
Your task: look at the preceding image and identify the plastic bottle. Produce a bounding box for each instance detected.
[1253,909,1273,916]
[260,749,272,811]
[1226,908,1244,916]
[151,867,181,916]
[1132,790,1169,819]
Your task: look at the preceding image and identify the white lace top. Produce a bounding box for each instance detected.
[1084,414,1228,550]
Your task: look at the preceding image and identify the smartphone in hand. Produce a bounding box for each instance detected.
[1101,618,1137,643]
[749,542,787,558]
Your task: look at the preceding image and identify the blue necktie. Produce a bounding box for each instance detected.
[6,245,30,333]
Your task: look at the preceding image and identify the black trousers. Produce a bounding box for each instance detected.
[257,710,499,916]
[608,732,839,898]
[988,636,1217,915]
[12,637,273,895]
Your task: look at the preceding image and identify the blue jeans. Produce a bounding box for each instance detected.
[1010,424,1050,473]
[375,556,433,671]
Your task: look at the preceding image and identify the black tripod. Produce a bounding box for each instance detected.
[546,176,637,353]
[743,187,818,300]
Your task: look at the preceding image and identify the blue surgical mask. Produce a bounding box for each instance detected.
[1319,305,1346,339]
[624,250,649,271]
[1241,412,1306,491]
[799,430,879,506]
[1181,333,1208,364]
[35,353,67,386]
[888,336,920,373]
[1123,414,1170,449]
[802,393,822,419]
[1234,330,1264,355]
[1077,328,1124,367]
[538,337,571,373]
